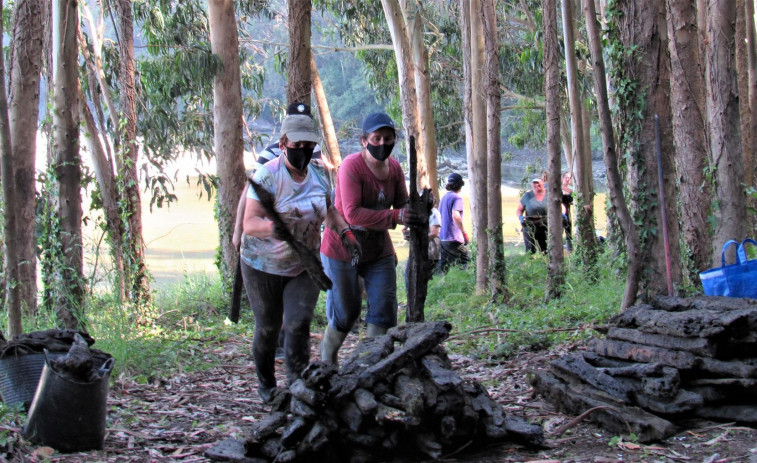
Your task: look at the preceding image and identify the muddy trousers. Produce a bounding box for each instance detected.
[240,262,320,389]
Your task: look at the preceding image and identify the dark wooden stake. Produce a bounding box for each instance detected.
[405,136,433,323]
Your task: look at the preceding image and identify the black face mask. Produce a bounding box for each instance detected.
[366,143,394,161]
[286,146,314,171]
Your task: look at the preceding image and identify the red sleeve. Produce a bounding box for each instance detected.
[337,154,403,230]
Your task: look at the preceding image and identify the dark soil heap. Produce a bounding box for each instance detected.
[207,321,544,463]
[531,295,757,443]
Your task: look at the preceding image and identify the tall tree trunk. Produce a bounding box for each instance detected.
[209,0,246,288]
[287,0,312,104]
[0,0,10,320]
[381,0,427,189]
[741,0,757,229]
[460,0,475,216]
[79,89,125,301]
[115,0,150,306]
[311,51,341,183]
[666,0,712,281]
[545,0,564,299]
[705,0,748,262]
[470,0,488,292]
[563,0,597,278]
[52,0,84,328]
[403,0,437,193]
[482,0,506,301]
[584,0,641,309]
[617,0,682,299]
[736,0,753,205]
[3,0,45,336]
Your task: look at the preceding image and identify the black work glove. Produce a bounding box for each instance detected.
[396,206,426,227]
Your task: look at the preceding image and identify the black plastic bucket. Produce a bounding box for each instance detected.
[23,351,115,452]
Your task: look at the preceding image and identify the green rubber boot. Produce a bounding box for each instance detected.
[320,326,348,365]
[366,323,387,337]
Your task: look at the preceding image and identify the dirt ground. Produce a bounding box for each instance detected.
[4,331,757,463]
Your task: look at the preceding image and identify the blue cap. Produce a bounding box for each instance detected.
[362,112,396,134]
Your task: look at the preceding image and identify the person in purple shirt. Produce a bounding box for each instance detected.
[437,173,470,274]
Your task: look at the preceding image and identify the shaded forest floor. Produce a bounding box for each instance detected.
[5,331,757,463]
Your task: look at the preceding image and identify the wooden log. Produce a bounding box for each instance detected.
[550,353,635,402]
[590,339,700,370]
[698,357,757,378]
[301,361,337,391]
[290,397,316,419]
[687,378,757,403]
[420,353,463,390]
[640,366,680,398]
[504,415,546,449]
[249,179,332,291]
[351,322,451,393]
[696,405,757,424]
[529,369,677,443]
[279,417,309,449]
[353,388,378,415]
[610,302,755,339]
[247,411,287,443]
[654,295,757,315]
[607,327,718,357]
[405,135,434,323]
[393,373,425,416]
[274,449,296,463]
[204,438,268,463]
[299,422,330,454]
[338,400,363,433]
[597,363,665,379]
[259,438,281,459]
[374,402,408,425]
[289,378,322,407]
[634,389,703,415]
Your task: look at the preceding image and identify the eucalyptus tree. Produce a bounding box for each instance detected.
[381,0,427,187]
[665,0,712,283]
[287,0,312,104]
[482,0,506,301]
[209,0,246,287]
[605,0,683,299]
[583,0,640,309]
[562,0,597,279]
[1,0,46,336]
[50,0,85,327]
[704,0,748,262]
[543,0,562,300]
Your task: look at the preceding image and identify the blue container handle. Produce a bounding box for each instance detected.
[737,238,757,265]
[721,240,739,267]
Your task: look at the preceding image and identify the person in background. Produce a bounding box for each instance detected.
[516,177,548,254]
[319,112,423,365]
[561,171,574,252]
[239,110,359,403]
[437,173,470,274]
[403,207,442,287]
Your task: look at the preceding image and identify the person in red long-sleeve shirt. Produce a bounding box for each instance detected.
[319,112,423,364]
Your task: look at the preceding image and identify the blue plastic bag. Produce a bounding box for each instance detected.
[700,239,757,298]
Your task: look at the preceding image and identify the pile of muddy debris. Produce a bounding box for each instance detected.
[531,296,757,443]
[207,321,544,463]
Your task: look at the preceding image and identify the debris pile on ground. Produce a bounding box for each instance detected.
[531,295,757,443]
[207,321,544,463]
[0,329,97,357]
